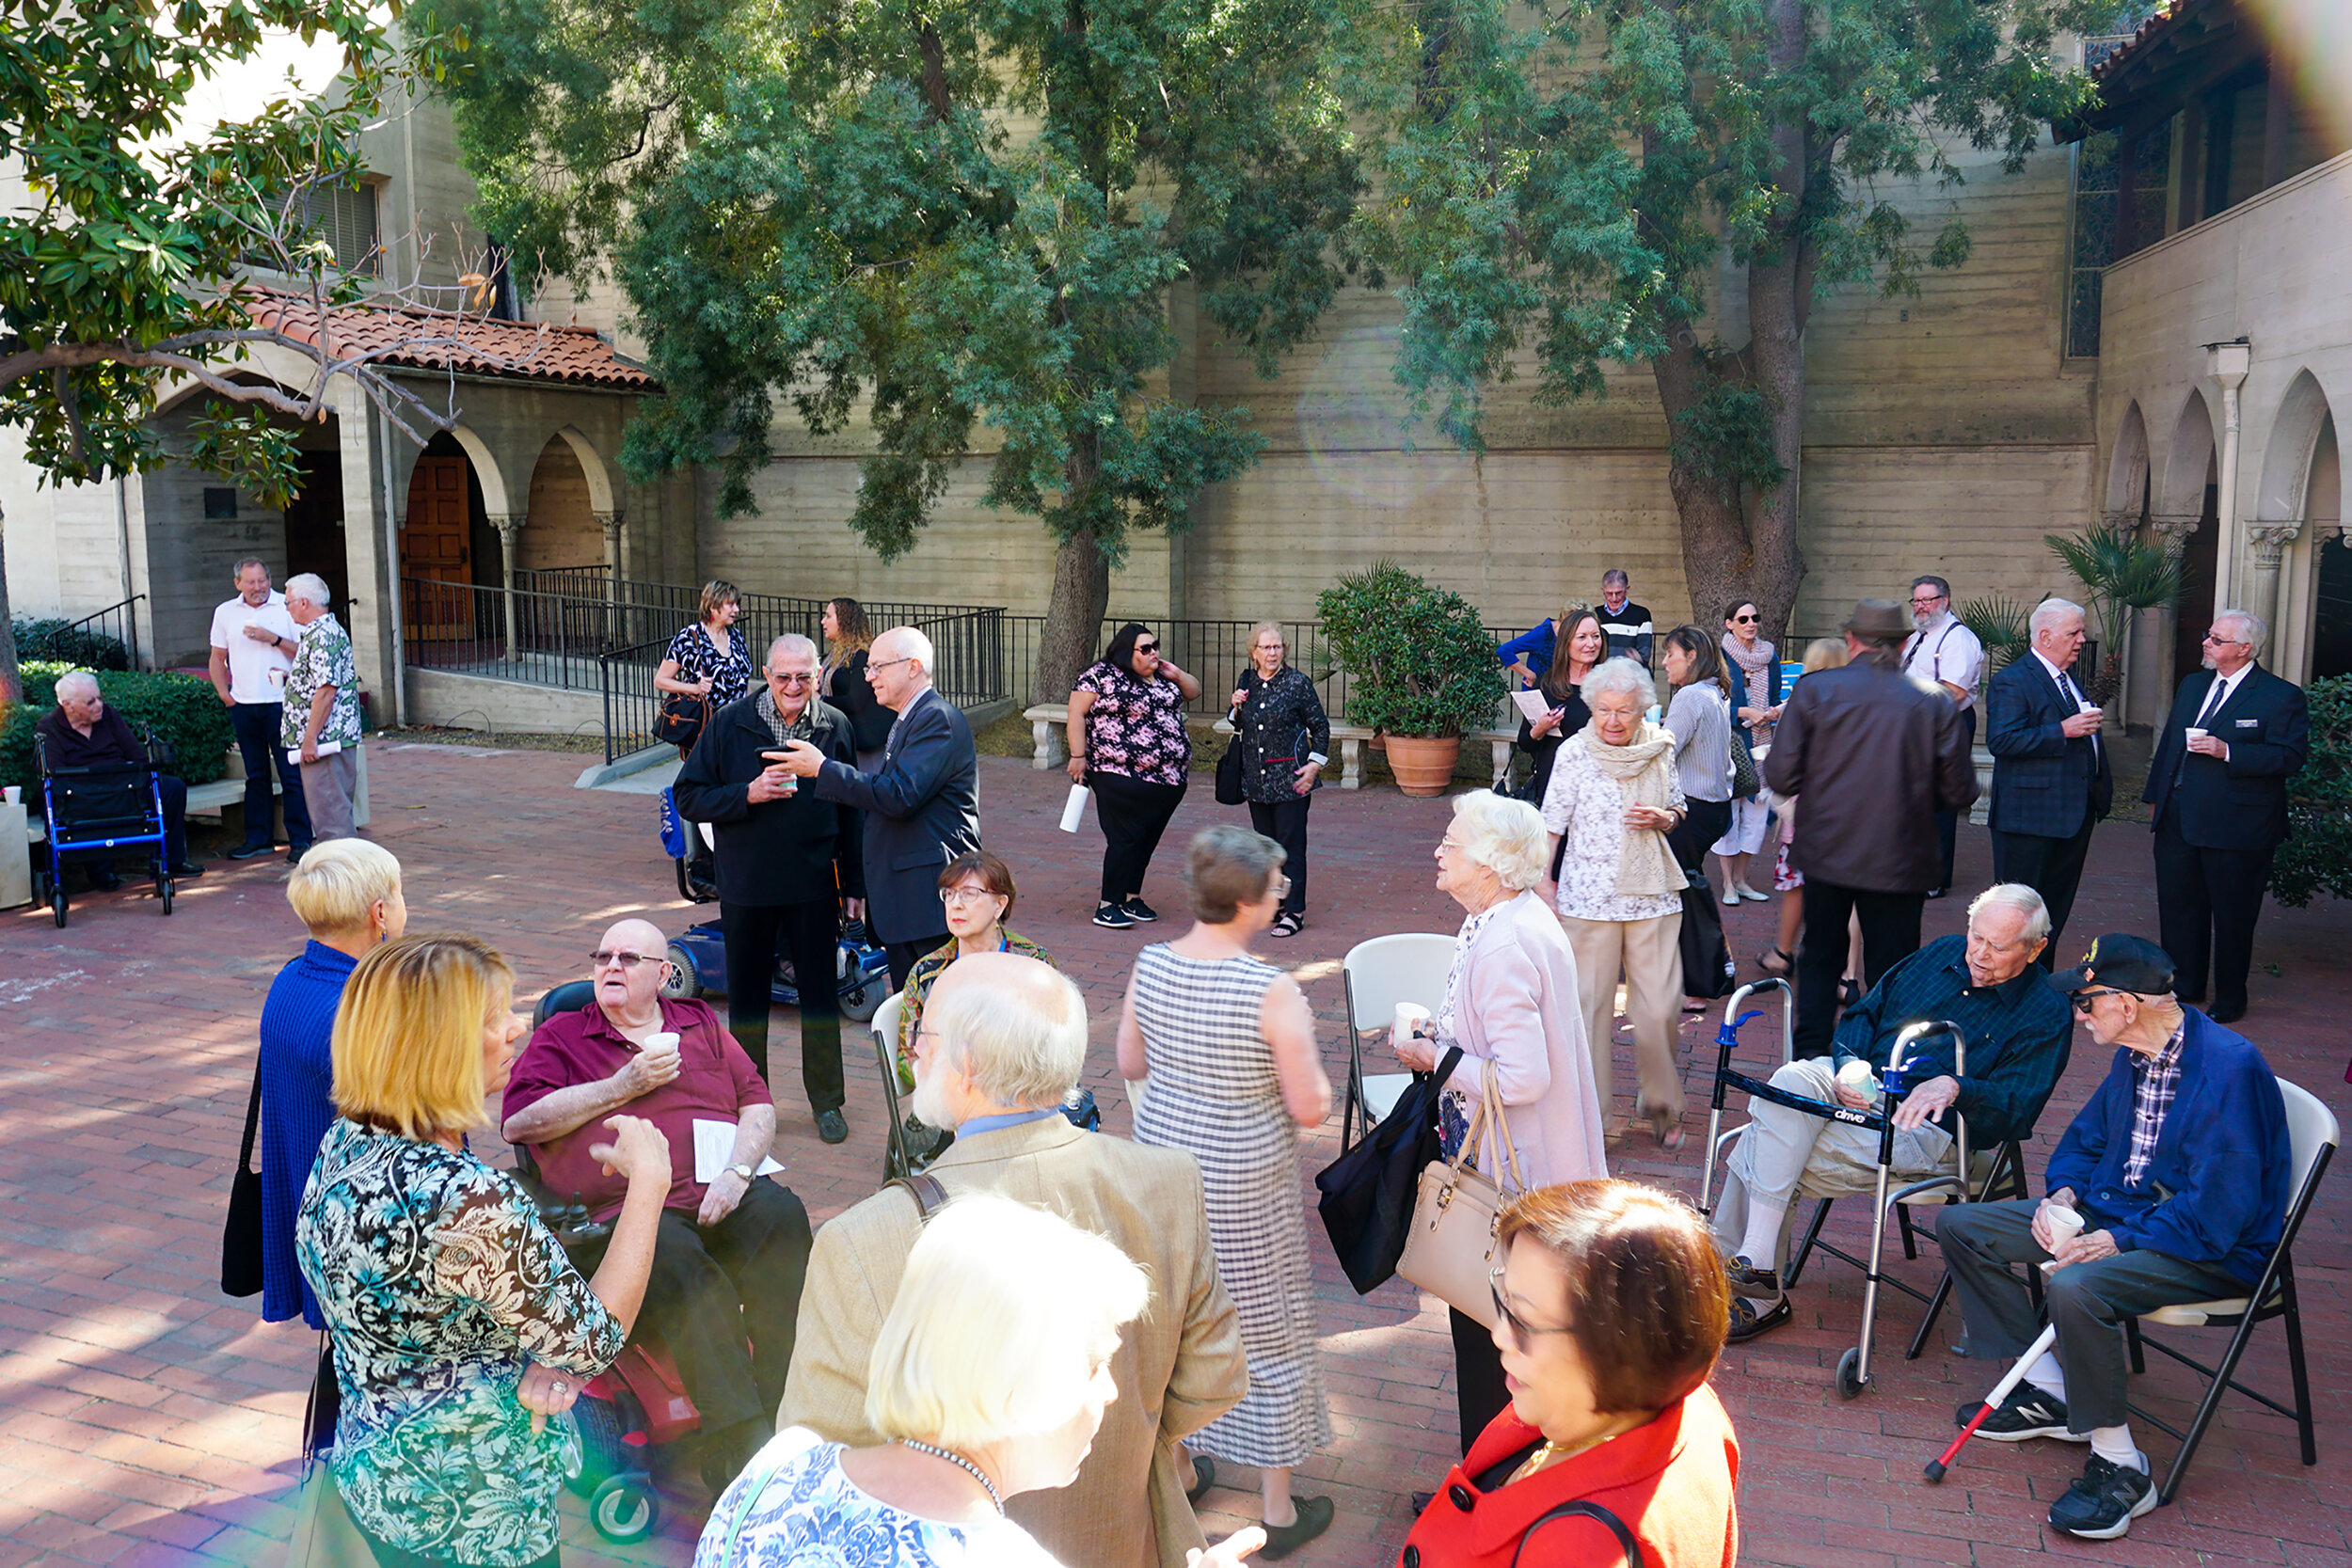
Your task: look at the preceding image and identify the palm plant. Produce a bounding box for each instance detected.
[1958,594,2033,677]
[2044,520,2185,706]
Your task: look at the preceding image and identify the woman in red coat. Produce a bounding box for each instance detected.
[1396,1180,1740,1568]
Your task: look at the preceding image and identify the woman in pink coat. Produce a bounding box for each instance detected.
[1393,788,1609,1453]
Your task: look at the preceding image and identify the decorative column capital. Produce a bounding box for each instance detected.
[2247,522,2300,570]
[2147,515,2201,558]
[487,512,521,544]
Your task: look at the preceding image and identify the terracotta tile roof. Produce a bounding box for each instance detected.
[240,290,659,392]
[2090,0,2201,84]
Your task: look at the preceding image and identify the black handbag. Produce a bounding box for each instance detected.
[221,1066,265,1298]
[1677,878,1738,1000]
[655,690,712,752]
[1314,1046,1463,1294]
[1215,736,1246,805]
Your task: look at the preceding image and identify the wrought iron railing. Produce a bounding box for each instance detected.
[26,594,146,671]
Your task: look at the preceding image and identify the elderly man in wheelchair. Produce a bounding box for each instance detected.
[34,671,205,891]
[501,917,814,1496]
[1712,883,2074,1343]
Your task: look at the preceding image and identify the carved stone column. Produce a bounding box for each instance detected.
[2247,522,2300,643]
[2142,515,2201,718]
[490,514,522,665]
[596,509,624,645]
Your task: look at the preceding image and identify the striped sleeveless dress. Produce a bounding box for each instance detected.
[1129,944,1332,1468]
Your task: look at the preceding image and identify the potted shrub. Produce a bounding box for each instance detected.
[1317,562,1505,796]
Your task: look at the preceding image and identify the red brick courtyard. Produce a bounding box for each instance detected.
[0,741,2344,1568]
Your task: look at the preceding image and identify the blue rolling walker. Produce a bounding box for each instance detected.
[31,729,177,927]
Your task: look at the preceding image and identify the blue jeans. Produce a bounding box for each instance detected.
[230,702,311,849]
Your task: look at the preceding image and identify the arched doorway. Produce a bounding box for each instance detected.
[400,432,501,643]
[523,434,604,572]
[2307,418,2347,678]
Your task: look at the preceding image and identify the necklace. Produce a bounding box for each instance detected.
[1506,1431,1614,1486]
[898,1439,1004,1514]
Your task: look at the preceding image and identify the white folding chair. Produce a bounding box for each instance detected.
[1339,932,1457,1149]
[2124,1075,2335,1504]
[867,992,913,1178]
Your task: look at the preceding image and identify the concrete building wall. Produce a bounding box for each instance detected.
[522,437,602,569]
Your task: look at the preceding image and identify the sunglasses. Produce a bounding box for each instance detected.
[1135,641,1160,655]
[2071,987,2127,1013]
[1731,613,1758,624]
[770,672,815,687]
[1488,1268,1575,1346]
[2201,632,2248,646]
[590,950,662,969]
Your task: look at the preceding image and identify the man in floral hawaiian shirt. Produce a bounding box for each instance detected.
[281,573,363,851]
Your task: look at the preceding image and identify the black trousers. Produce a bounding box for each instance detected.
[1792,881,1925,1058]
[1667,797,1733,874]
[566,1180,812,1440]
[1248,795,1312,916]
[1450,1307,1511,1456]
[1091,771,1187,904]
[722,898,845,1111]
[885,933,950,991]
[1935,707,1977,892]
[1937,1199,2243,1432]
[2153,805,2274,1011]
[230,701,311,849]
[1990,818,2096,968]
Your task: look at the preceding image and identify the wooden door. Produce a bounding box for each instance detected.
[402,456,472,639]
[284,451,349,613]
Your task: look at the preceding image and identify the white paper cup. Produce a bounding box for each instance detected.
[642,1031,680,1066]
[1393,1002,1431,1044]
[1836,1059,1877,1099]
[2185,726,2208,743]
[2043,1202,2085,1249]
[1,784,19,806]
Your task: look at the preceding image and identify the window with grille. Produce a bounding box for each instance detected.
[252,179,380,275]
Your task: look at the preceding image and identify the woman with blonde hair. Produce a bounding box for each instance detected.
[297,933,670,1568]
[656,580,755,723]
[820,596,892,766]
[1392,790,1606,1452]
[256,839,406,1335]
[698,1196,1267,1568]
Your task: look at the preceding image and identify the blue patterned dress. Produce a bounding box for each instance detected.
[696,1427,1060,1568]
[296,1119,625,1567]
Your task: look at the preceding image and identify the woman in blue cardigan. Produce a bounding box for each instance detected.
[257,839,406,1329]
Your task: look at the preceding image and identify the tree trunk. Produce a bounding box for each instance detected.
[0,504,18,705]
[1035,528,1112,705]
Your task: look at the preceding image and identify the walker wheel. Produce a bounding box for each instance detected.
[159,878,174,915]
[52,890,69,928]
[1835,1346,1868,1401]
[589,1473,658,1544]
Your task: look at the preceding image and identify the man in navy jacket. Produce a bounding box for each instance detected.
[1935,934,2290,1542]
[2141,608,2308,1023]
[780,624,981,989]
[1984,597,2112,966]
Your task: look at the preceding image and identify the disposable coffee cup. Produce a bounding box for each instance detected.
[2185,726,2208,743]
[2042,1202,2084,1249]
[1393,1002,1432,1044]
[1,785,19,806]
[641,1031,680,1068]
[1836,1059,1877,1099]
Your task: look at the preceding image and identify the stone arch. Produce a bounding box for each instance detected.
[2105,401,2151,519]
[2153,387,2217,521]
[548,425,618,515]
[2253,370,2334,525]
[522,432,606,570]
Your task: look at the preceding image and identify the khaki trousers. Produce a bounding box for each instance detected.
[1560,911,1685,1118]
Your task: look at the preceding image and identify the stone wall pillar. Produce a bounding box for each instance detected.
[2248,522,2300,641]
[596,509,623,644]
[490,514,521,663]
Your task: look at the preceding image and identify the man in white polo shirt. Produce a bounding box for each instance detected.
[207,558,312,862]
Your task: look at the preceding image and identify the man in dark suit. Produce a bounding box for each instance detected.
[1985,597,2112,965]
[2140,608,2309,1023]
[673,634,864,1140]
[780,624,981,988]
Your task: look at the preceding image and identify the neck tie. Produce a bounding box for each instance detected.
[2058,666,2100,764]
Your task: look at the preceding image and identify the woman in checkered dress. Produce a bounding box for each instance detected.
[1117,824,1337,1558]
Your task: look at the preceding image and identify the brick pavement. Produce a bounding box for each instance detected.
[1,739,2346,1568]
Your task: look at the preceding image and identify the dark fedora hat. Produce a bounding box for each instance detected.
[1845,598,1910,643]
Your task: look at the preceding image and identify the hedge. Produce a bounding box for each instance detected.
[2271,673,2352,908]
[10,618,132,671]
[0,662,236,790]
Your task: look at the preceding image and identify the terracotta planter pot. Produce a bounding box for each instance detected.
[1385,735,1461,797]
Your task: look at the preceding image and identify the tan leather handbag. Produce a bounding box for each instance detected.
[1395,1066,1528,1330]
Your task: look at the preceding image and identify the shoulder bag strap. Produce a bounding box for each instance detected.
[238,1061,264,1176]
[1511,1499,1645,1568]
[1479,1061,1529,1193]
[886,1172,950,1217]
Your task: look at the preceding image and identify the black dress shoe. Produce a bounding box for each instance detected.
[2207,1001,2247,1024]
[167,861,206,879]
[1184,1454,1216,1504]
[227,841,277,861]
[817,1108,850,1145]
[1257,1497,1334,1560]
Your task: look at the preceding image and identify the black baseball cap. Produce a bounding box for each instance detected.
[2058,933,2176,998]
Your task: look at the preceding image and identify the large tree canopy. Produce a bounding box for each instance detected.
[1359,0,2114,642]
[440,0,1371,697]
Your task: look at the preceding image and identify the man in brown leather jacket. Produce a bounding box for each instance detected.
[1763,599,1979,1057]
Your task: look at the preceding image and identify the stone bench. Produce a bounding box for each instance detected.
[1025,704,1515,792]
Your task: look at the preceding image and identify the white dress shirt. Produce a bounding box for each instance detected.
[1900,612,1982,710]
[2190,662,2253,758]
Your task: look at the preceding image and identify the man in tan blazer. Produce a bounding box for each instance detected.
[783,952,1248,1568]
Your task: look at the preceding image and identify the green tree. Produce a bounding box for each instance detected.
[1357,0,2114,645]
[437,0,1369,700]
[0,0,469,700]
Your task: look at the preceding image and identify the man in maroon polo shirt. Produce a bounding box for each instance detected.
[502,916,813,1493]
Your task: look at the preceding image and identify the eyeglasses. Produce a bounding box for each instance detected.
[770,672,816,687]
[1488,1268,1575,1346]
[2201,632,2248,646]
[940,885,1003,907]
[2071,988,2127,1013]
[591,950,661,970]
[868,656,915,673]
[1910,595,1947,607]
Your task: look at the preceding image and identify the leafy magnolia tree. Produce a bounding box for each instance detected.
[0,0,476,699]
[1359,0,2114,643]
[438,0,1368,700]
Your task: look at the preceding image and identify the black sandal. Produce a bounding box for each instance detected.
[1757,946,1793,976]
[1269,912,1303,939]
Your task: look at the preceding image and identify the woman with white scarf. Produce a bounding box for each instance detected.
[1713,599,1781,903]
[1538,657,1690,1148]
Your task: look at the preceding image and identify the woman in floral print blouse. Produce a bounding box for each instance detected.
[1066,623,1200,929]
[297,933,671,1568]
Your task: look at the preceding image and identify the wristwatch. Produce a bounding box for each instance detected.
[725,1162,755,1181]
